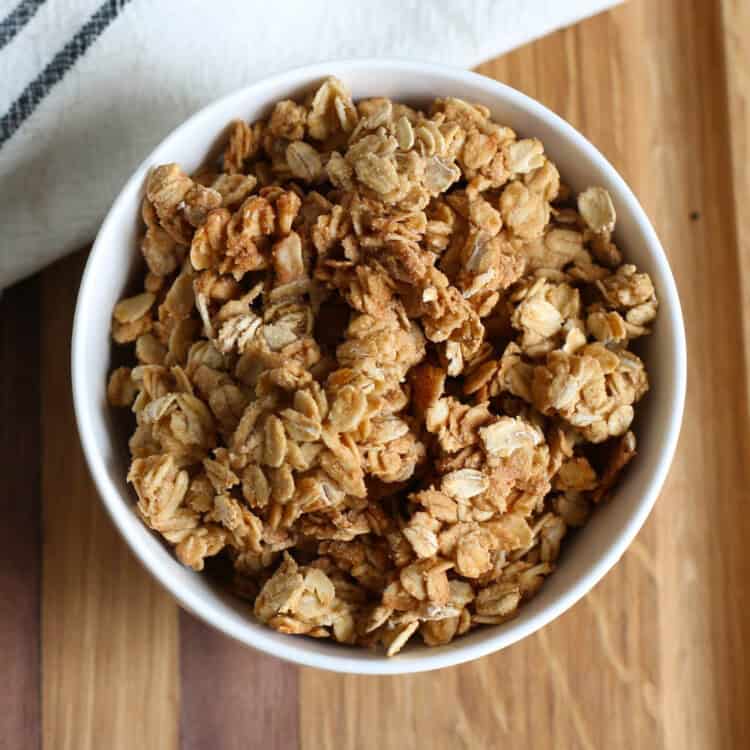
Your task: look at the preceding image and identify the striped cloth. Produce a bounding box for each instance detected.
[0,0,621,287]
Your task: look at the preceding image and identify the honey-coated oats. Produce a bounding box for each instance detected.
[109,78,656,655]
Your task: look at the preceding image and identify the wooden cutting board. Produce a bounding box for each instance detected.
[3,0,749,747]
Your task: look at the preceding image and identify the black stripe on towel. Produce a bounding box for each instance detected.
[0,0,47,51]
[0,0,132,149]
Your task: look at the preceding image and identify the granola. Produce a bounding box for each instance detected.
[108,78,656,656]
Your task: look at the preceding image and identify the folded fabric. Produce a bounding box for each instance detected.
[0,0,621,287]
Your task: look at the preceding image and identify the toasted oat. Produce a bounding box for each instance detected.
[109,77,656,655]
[578,186,616,235]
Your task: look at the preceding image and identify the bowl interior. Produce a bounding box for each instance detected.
[72,60,685,674]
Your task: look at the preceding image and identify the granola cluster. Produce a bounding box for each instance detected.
[108,78,656,655]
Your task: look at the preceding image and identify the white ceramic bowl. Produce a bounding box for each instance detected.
[72,59,686,674]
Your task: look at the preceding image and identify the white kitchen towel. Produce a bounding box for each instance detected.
[0,0,621,287]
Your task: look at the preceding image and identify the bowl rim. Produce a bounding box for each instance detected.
[72,57,687,675]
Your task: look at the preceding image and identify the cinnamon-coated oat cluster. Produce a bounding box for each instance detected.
[108,77,656,655]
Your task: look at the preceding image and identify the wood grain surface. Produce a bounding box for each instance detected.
[0,277,41,749]
[3,0,749,748]
[40,254,179,750]
[179,614,298,750]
